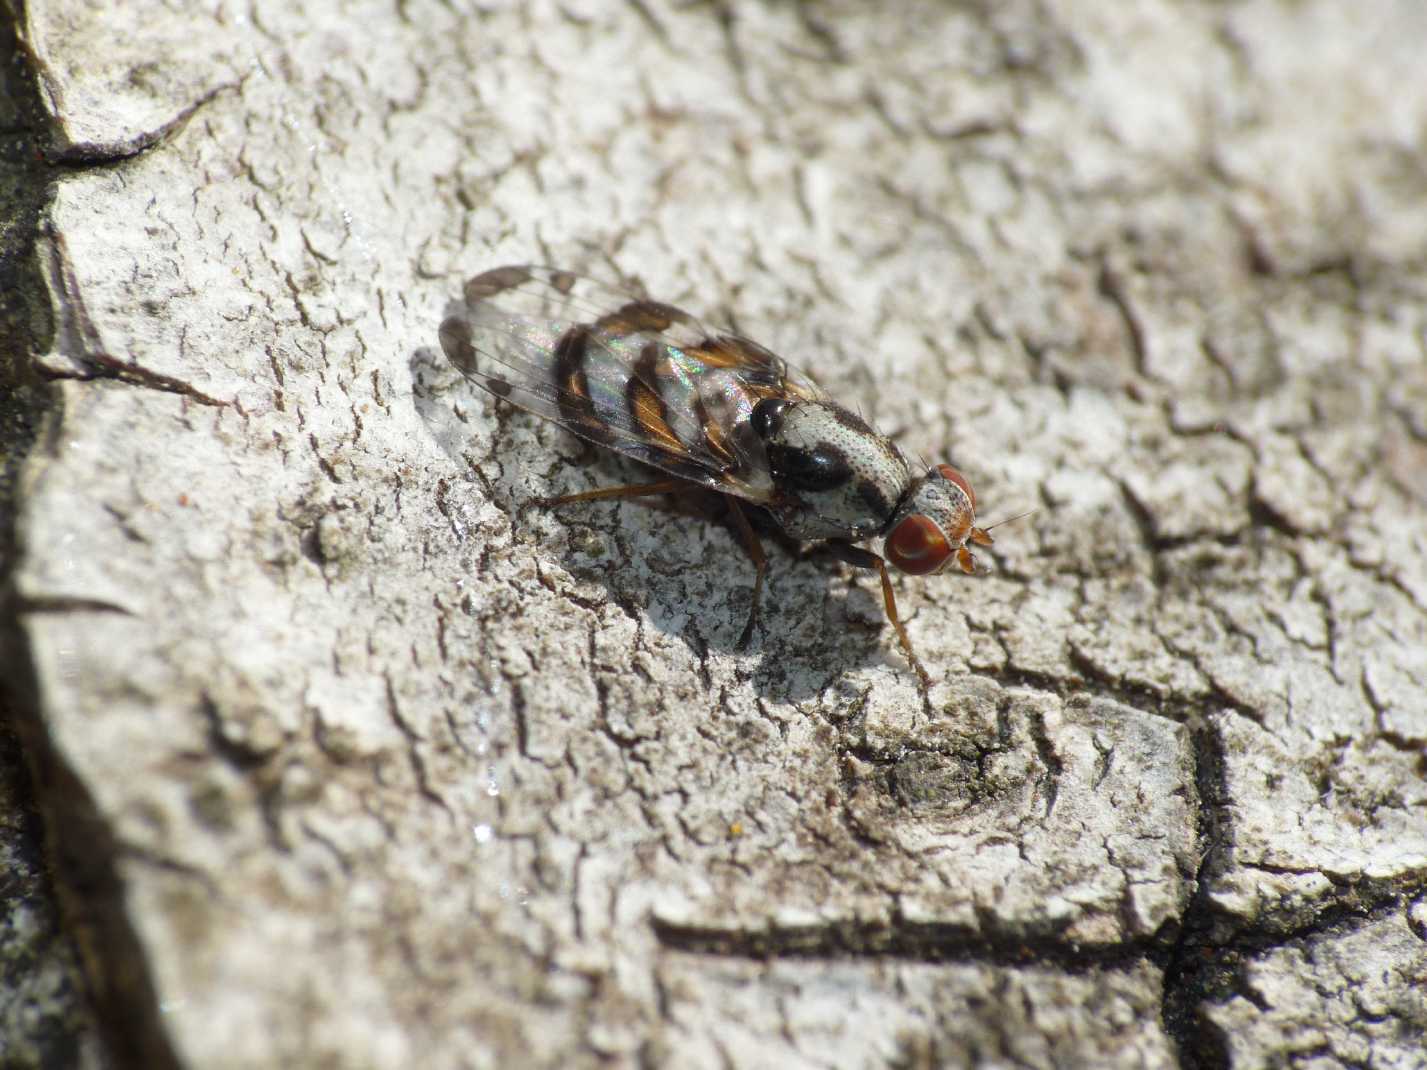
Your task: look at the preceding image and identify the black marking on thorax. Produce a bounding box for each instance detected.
[859,479,898,525]
[828,404,877,437]
[751,397,788,439]
[767,442,854,493]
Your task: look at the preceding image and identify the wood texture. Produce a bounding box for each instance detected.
[2,1,1425,1066]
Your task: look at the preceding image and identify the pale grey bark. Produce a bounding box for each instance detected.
[3,1,1425,1068]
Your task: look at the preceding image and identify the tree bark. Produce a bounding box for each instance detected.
[2,1,1425,1067]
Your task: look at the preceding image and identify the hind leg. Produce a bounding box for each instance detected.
[533,479,685,508]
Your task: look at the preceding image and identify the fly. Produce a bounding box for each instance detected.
[437,265,995,686]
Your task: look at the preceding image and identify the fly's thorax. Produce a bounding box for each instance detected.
[752,398,912,540]
[883,464,990,576]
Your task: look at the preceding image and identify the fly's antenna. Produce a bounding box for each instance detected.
[981,508,1037,532]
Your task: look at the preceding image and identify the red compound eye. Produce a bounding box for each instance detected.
[936,464,976,510]
[885,515,951,576]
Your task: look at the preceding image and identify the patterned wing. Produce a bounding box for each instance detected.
[437,265,824,501]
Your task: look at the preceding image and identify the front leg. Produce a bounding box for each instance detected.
[819,541,931,688]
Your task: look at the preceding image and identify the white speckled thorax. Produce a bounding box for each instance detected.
[762,401,913,540]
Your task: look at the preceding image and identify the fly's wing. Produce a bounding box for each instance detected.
[438,265,824,502]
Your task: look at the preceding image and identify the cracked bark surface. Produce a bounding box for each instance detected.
[2,1,1425,1067]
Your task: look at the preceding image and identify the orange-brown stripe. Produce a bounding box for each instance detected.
[627,380,684,453]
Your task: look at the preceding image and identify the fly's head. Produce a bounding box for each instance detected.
[883,464,993,576]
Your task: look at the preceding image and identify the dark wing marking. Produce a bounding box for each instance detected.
[458,265,826,399]
[438,265,826,501]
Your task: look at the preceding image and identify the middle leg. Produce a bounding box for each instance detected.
[724,497,768,649]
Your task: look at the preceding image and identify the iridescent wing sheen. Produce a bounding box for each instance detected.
[437,265,825,502]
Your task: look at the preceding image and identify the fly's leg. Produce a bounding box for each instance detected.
[724,497,768,649]
[821,542,931,688]
[531,479,685,509]
[538,483,769,650]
